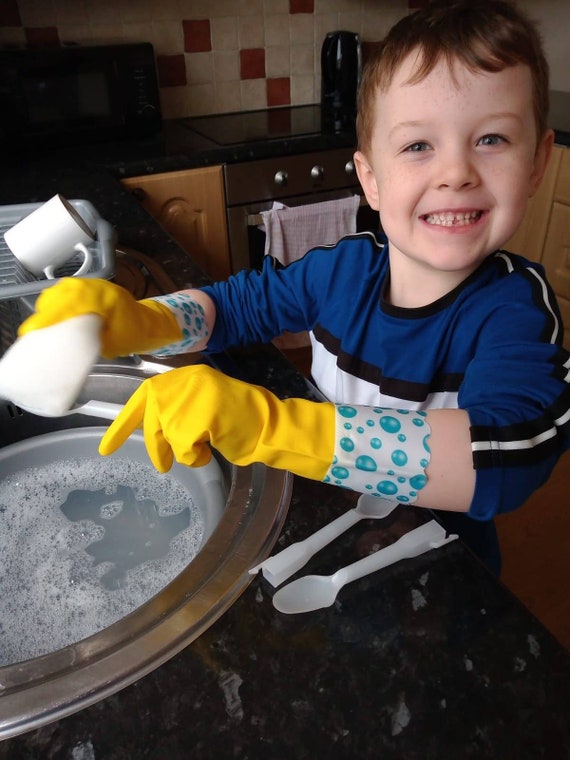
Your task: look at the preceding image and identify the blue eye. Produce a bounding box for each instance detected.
[405,141,430,153]
[478,134,505,146]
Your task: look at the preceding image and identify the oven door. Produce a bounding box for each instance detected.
[226,189,379,273]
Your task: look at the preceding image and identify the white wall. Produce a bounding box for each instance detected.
[517,0,570,92]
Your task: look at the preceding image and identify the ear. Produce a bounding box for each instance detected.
[354,150,380,211]
[529,128,554,197]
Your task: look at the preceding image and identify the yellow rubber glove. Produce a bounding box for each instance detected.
[18,278,182,359]
[99,364,336,477]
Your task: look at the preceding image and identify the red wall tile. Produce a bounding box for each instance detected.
[240,49,266,80]
[157,54,187,87]
[267,78,291,107]
[183,19,211,53]
[289,0,314,13]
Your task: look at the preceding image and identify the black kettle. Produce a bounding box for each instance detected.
[321,31,361,118]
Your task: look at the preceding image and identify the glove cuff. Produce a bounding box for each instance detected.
[323,405,431,502]
[143,293,210,356]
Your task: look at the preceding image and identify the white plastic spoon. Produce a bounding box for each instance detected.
[18,399,123,420]
[272,519,458,614]
[249,494,398,587]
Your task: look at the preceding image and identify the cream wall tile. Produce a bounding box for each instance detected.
[214,81,243,113]
[240,79,266,110]
[264,0,288,15]
[290,44,314,76]
[265,14,290,48]
[148,0,180,22]
[159,86,191,119]
[337,13,363,35]
[239,16,265,49]
[185,52,214,85]
[178,0,214,19]
[18,0,57,26]
[208,0,238,20]
[89,24,126,40]
[53,0,89,26]
[339,0,362,12]
[56,25,93,43]
[291,74,316,105]
[121,24,155,45]
[213,51,240,82]
[266,46,291,78]
[211,17,240,51]
[187,83,216,114]
[0,28,26,44]
[151,21,184,55]
[289,15,315,45]
[86,0,123,25]
[120,1,151,24]
[235,0,263,17]
[315,0,342,12]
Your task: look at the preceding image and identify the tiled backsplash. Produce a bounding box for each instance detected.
[0,0,412,118]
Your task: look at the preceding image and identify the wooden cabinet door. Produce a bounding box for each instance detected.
[504,145,562,262]
[541,201,570,350]
[122,166,231,282]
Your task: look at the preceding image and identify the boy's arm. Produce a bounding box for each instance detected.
[18,278,217,358]
[98,364,476,513]
[415,409,474,512]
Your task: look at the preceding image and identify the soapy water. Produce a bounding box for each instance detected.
[0,456,207,666]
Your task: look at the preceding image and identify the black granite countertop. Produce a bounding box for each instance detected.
[0,111,569,757]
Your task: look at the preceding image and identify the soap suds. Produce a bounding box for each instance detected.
[0,456,207,665]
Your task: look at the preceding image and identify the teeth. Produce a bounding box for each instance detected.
[424,211,482,226]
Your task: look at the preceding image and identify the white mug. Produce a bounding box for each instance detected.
[3,194,94,279]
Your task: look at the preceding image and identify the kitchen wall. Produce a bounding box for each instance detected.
[1,0,568,120]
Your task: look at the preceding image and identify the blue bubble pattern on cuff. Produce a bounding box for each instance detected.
[323,405,432,503]
[148,293,210,356]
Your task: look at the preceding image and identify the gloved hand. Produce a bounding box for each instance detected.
[18,278,182,359]
[99,364,335,477]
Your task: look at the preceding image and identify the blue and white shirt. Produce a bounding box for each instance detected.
[203,232,570,521]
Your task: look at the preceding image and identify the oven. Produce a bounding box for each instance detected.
[183,105,380,275]
[224,147,379,273]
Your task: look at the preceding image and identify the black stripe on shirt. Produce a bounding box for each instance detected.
[470,398,569,468]
[313,323,463,402]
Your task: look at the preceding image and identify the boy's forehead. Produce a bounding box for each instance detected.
[378,52,534,112]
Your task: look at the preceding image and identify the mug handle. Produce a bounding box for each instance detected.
[44,242,93,280]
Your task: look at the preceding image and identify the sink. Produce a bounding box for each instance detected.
[0,356,292,739]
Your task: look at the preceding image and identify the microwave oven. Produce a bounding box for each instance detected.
[0,42,162,148]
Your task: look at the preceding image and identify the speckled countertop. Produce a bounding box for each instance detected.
[0,104,569,758]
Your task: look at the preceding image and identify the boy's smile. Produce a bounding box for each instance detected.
[355,53,553,307]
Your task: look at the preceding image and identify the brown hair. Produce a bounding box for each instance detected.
[356,0,550,154]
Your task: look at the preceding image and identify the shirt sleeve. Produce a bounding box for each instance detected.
[200,244,346,352]
[459,267,570,519]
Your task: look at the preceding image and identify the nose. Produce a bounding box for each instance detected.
[435,146,479,191]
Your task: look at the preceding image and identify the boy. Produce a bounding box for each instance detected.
[18,0,570,571]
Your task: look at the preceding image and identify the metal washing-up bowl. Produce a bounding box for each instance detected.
[0,356,292,740]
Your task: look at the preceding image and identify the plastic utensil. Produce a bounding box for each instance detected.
[249,494,398,587]
[272,519,457,614]
[19,400,122,420]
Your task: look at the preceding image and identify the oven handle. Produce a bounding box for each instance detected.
[246,194,369,227]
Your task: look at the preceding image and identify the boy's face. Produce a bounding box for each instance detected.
[354,53,553,305]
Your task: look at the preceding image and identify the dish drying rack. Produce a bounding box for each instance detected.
[0,199,116,359]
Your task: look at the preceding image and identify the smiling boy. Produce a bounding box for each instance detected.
[16,0,570,572]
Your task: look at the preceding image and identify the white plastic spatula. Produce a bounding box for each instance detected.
[249,494,398,587]
[272,519,458,614]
